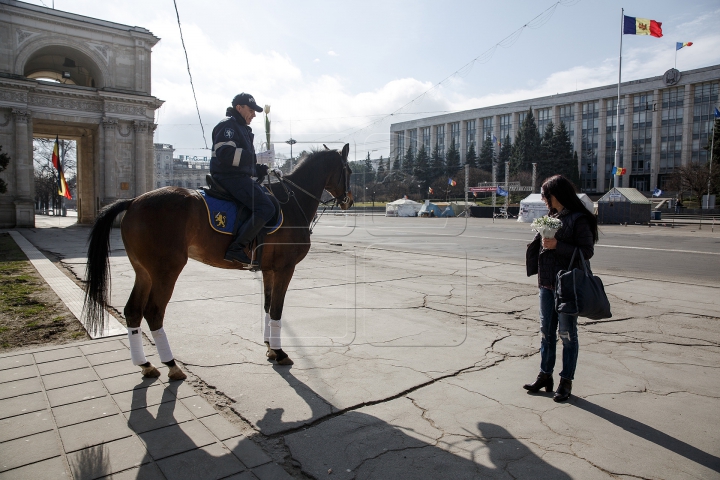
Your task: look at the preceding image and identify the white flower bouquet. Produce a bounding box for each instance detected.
[531,215,562,239]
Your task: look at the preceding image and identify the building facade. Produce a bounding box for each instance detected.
[0,0,162,226]
[153,143,209,189]
[390,65,720,194]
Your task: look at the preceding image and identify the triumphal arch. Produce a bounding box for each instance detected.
[0,0,163,226]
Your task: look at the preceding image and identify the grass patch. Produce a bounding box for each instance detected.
[0,233,89,350]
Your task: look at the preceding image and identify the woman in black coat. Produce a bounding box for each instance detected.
[524,175,598,402]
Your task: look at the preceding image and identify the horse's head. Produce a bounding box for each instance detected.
[325,143,354,210]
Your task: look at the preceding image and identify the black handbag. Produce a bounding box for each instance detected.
[555,249,612,320]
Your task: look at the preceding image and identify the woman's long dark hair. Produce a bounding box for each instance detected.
[541,175,599,243]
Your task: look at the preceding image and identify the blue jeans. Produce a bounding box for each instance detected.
[539,287,579,380]
[212,173,275,222]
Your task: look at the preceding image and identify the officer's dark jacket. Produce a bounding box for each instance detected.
[526,210,595,290]
[210,108,257,177]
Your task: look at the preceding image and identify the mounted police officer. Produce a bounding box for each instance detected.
[210,93,274,266]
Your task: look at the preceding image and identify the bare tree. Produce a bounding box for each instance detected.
[667,163,720,202]
[33,138,77,213]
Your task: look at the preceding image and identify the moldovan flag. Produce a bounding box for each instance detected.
[676,41,693,50]
[428,187,434,195]
[623,16,662,37]
[448,178,457,187]
[51,136,72,199]
[612,166,627,176]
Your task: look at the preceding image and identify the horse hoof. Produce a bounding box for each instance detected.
[141,364,161,378]
[168,365,187,381]
[277,357,294,366]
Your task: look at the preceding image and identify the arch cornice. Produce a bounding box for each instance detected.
[14,35,112,88]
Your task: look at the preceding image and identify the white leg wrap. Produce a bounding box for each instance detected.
[128,328,147,365]
[151,327,174,363]
[269,319,282,350]
[263,313,271,343]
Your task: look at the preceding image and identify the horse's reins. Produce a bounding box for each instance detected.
[269,159,351,234]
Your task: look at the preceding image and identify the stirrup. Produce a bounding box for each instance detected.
[224,248,256,267]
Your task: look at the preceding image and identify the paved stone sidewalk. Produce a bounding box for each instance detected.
[0,337,292,480]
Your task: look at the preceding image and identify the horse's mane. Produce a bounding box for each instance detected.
[289,149,337,174]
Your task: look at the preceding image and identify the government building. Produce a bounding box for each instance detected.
[389,64,720,194]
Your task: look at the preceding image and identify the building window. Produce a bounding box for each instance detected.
[421,127,431,150]
[156,182,161,188]
[409,129,417,154]
[436,124,445,157]
[499,115,511,142]
[466,120,476,150]
[631,92,653,185]
[396,132,404,160]
[518,111,527,125]
[605,98,626,189]
[580,101,599,192]
[450,122,460,149]
[537,108,552,134]
[482,117,493,142]
[660,87,684,181]
[559,104,575,149]
[692,82,719,164]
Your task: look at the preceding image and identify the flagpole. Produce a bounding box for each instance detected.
[708,113,716,209]
[613,7,623,190]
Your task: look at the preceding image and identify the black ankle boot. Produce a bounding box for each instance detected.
[523,372,553,393]
[553,378,572,402]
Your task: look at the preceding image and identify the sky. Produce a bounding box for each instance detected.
[23,0,720,162]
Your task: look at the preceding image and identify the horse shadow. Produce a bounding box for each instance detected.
[256,366,572,479]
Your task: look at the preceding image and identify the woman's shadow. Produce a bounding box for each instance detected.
[257,366,572,479]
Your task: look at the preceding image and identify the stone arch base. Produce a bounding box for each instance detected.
[33,121,98,224]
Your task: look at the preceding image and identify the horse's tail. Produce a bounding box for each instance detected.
[83,198,134,335]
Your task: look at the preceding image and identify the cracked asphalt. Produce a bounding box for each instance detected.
[20,215,720,479]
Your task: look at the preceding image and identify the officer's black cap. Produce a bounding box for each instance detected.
[232,93,263,112]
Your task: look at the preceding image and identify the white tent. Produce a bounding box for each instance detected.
[517,193,595,223]
[385,198,422,217]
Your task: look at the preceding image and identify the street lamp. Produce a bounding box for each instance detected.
[285,138,297,171]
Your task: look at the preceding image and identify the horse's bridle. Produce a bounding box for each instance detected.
[335,157,352,208]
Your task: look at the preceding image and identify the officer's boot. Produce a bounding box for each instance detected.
[224,215,268,267]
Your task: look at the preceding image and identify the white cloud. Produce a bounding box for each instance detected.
[327,50,339,56]
[313,58,320,63]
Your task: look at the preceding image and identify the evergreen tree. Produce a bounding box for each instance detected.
[570,151,580,188]
[392,154,401,172]
[552,121,575,182]
[364,152,375,183]
[404,145,415,176]
[478,133,495,172]
[0,146,9,194]
[445,138,460,175]
[430,144,444,180]
[414,144,430,187]
[497,134,512,174]
[539,120,555,181]
[465,141,478,169]
[376,155,385,182]
[510,108,541,176]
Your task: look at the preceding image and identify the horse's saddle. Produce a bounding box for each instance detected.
[199,175,282,236]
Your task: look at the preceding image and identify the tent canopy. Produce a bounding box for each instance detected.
[386,198,422,217]
[598,188,651,204]
[517,193,596,223]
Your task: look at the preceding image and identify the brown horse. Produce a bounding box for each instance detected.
[83,144,353,379]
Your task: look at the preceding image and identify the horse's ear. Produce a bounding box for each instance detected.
[323,144,330,150]
[341,143,350,159]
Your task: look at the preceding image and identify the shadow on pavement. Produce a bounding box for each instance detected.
[259,367,572,479]
[574,397,720,473]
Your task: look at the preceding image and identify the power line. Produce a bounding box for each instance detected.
[172,0,208,150]
[335,0,582,142]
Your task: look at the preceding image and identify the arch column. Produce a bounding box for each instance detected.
[133,120,148,196]
[12,109,34,227]
[102,117,118,204]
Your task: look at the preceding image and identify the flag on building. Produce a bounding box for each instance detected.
[623,16,662,37]
[652,188,663,197]
[492,134,498,146]
[612,166,627,175]
[715,107,720,118]
[448,178,457,187]
[676,41,693,50]
[496,186,508,197]
[51,136,72,200]
[428,186,434,195]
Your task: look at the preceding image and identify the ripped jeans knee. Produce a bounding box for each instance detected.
[558,329,577,346]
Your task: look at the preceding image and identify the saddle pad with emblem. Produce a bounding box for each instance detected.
[198,189,283,236]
